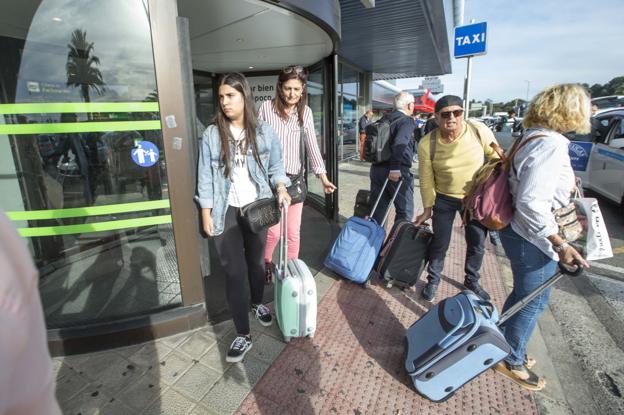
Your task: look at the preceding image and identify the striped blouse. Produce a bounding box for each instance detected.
[258,100,326,176]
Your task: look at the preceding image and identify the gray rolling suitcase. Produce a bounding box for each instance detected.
[405,264,583,402]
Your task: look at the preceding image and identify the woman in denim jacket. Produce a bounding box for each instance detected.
[494,84,590,390]
[197,73,291,363]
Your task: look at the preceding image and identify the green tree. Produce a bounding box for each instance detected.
[66,29,105,103]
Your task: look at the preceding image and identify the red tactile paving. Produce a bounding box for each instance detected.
[238,219,538,415]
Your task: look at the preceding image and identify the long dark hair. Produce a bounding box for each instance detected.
[273,65,308,126]
[215,73,262,178]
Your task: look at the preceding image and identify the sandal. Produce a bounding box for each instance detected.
[494,361,546,391]
[524,354,536,369]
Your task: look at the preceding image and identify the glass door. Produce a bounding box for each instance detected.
[0,0,182,328]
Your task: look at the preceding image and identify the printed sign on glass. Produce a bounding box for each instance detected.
[131,141,159,167]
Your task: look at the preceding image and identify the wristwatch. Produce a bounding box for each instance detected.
[552,242,570,253]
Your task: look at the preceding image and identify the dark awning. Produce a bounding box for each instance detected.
[339,0,452,79]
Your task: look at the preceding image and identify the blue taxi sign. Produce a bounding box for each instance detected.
[454,22,487,58]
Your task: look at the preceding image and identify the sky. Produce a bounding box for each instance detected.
[396,0,624,103]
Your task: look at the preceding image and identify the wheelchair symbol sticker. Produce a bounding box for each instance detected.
[131,141,159,167]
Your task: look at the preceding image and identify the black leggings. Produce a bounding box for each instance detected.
[213,205,267,335]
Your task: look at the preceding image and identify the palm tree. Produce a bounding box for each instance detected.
[66,29,105,102]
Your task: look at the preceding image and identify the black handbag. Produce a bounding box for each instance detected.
[239,197,281,233]
[286,128,307,204]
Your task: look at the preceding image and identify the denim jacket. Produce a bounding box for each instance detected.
[196,121,290,236]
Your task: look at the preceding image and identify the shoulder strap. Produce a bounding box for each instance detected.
[429,130,437,162]
[296,127,306,177]
[465,120,483,146]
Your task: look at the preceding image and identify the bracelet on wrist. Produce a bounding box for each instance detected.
[553,241,570,253]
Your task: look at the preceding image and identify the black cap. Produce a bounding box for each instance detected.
[434,95,463,113]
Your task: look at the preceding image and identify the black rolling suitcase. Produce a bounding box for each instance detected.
[375,222,432,289]
[353,189,371,218]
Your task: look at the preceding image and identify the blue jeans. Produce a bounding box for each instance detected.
[369,165,414,224]
[426,194,488,285]
[499,226,558,366]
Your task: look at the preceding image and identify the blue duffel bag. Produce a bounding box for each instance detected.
[324,179,401,285]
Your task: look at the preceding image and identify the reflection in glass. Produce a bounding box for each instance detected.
[0,0,182,328]
[338,64,360,162]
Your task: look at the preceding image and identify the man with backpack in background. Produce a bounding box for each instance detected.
[414,95,500,302]
[366,91,416,225]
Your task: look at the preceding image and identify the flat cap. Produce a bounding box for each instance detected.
[434,95,463,113]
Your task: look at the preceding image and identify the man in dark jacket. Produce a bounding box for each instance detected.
[369,91,416,224]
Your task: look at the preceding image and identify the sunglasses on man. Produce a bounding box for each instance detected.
[439,109,464,119]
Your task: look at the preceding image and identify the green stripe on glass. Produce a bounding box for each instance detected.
[0,102,159,115]
[17,215,172,237]
[0,120,161,135]
[6,200,171,221]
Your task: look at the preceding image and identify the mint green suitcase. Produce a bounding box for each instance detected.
[274,204,317,342]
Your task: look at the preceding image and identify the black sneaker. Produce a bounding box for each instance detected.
[252,303,273,327]
[421,281,438,301]
[226,335,252,363]
[464,281,491,301]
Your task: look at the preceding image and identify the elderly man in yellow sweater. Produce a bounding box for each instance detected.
[414,95,500,301]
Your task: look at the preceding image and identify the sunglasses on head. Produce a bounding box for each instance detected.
[439,109,464,119]
[283,65,307,76]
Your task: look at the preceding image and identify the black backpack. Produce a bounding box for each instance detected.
[363,116,406,164]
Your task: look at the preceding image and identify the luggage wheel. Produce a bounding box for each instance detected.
[283,336,292,343]
[386,281,393,288]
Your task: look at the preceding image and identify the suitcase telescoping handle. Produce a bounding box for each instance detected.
[278,201,289,278]
[368,178,403,227]
[497,262,583,325]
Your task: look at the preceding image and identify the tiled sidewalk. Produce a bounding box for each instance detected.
[238,221,539,415]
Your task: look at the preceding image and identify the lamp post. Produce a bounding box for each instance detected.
[524,80,530,102]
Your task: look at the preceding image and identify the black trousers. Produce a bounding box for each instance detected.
[213,205,267,335]
[426,193,488,285]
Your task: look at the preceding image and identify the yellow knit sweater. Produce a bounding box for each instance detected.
[418,121,500,208]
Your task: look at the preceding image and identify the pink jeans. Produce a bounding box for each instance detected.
[265,202,303,262]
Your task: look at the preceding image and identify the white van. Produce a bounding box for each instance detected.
[571,108,624,208]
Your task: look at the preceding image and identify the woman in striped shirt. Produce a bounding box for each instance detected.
[259,65,337,280]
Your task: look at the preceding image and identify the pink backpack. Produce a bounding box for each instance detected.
[463,136,542,230]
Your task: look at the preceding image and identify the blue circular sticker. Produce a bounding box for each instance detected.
[130,141,160,167]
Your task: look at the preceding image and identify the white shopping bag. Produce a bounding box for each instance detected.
[572,198,613,261]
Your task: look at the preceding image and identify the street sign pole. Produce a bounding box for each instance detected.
[464,54,472,117]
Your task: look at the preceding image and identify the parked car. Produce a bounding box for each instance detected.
[572,108,624,210]
[591,95,624,111]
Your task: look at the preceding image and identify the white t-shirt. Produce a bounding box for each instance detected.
[227,125,258,207]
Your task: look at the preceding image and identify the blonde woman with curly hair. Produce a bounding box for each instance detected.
[494,84,590,390]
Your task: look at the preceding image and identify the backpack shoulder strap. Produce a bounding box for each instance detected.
[429,130,437,162]
[465,120,483,146]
